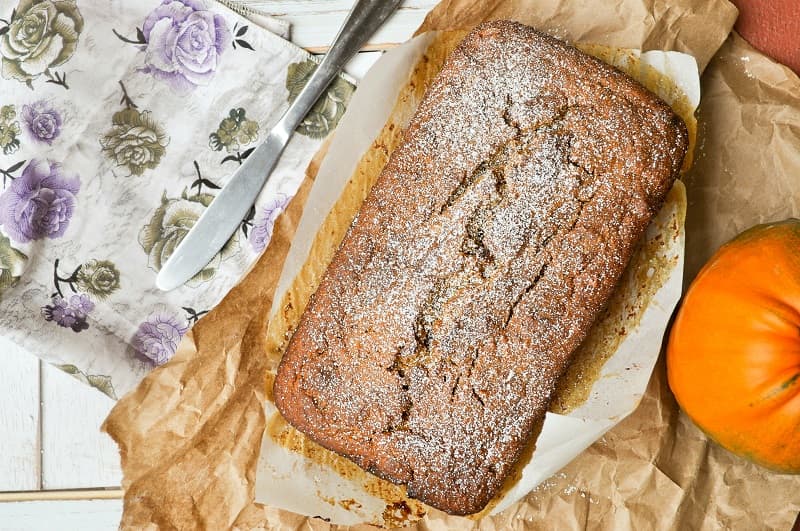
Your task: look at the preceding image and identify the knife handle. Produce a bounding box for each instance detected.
[275,0,404,140]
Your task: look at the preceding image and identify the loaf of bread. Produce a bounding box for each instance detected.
[274,20,688,515]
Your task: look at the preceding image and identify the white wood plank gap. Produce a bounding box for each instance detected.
[0,499,122,531]
[40,364,121,490]
[0,339,40,492]
[0,489,122,502]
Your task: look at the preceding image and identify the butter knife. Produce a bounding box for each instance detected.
[156,0,403,291]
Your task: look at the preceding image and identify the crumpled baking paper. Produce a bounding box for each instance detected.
[104,0,800,529]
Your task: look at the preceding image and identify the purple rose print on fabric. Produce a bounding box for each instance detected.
[0,159,80,243]
[131,311,189,366]
[249,194,290,253]
[42,294,94,333]
[140,0,232,92]
[21,102,62,144]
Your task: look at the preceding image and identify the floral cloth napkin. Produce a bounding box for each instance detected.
[0,0,355,399]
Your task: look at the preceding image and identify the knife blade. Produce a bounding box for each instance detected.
[156,0,402,291]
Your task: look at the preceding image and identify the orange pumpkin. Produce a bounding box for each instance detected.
[667,219,800,472]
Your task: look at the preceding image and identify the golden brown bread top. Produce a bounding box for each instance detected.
[274,20,688,515]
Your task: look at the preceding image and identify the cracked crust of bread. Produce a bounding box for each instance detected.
[274,20,688,516]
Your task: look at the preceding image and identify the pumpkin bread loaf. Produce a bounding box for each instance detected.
[274,20,688,515]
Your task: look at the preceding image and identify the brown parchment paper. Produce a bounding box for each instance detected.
[103,0,800,529]
[101,142,328,530]
[415,0,737,73]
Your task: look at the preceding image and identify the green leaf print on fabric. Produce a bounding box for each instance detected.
[76,259,120,299]
[0,159,25,188]
[0,105,21,155]
[285,58,355,139]
[0,0,84,88]
[0,233,26,299]
[139,188,236,285]
[57,364,117,399]
[231,22,254,52]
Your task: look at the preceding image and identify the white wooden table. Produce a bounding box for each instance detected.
[0,1,434,529]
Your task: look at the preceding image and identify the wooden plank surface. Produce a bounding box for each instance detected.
[0,338,40,492]
[0,499,123,531]
[250,0,436,50]
[40,364,121,490]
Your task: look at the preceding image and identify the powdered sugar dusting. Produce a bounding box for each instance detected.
[273,20,687,516]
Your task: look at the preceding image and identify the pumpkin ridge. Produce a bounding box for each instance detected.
[779,372,800,391]
[749,371,800,409]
